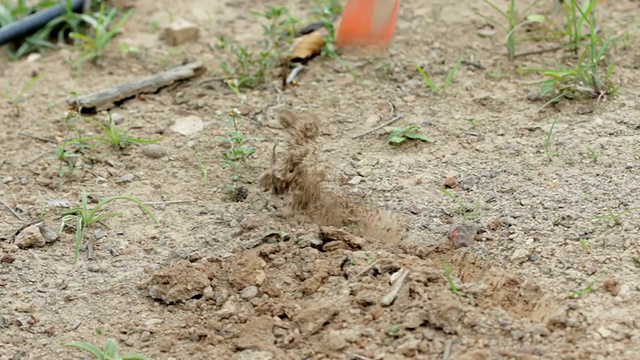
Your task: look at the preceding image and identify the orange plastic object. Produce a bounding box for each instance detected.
[336,0,400,50]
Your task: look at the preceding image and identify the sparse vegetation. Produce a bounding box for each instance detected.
[310,0,342,59]
[385,125,430,145]
[70,3,133,68]
[193,150,209,185]
[416,57,462,93]
[439,187,481,220]
[591,208,637,227]
[214,109,259,191]
[476,0,546,61]
[568,284,594,299]
[0,0,130,63]
[65,337,148,360]
[544,120,556,163]
[1,72,41,117]
[60,192,157,263]
[444,263,462,296]
[524,0,616,105]
[65,112,162,150]
[586,146,599,162]
[218,6,298,91]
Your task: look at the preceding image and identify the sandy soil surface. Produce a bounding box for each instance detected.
[2,0,640,359]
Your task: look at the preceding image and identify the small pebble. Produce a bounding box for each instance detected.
[39,225,59,244]
[511,248,529,263]
[142,144,168,159]
[348,176,363,185]
[110,113,125,125]
[357,166,373,177]
[240,286,258,300]
[87,264,106,273]
[117,173,135,183]
[529,254,539,262]
[94,229,107,240]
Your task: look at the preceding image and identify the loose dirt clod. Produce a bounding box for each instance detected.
[148,261,210,303]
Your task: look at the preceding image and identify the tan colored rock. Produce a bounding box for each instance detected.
[14,224,46,248]
[163,19,199,46]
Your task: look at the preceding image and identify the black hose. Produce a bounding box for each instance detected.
[0,0,85,46]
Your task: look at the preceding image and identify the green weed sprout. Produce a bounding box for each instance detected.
[544,121,556,163]
[214,110,259,194]
[65,338,148,360]
[219,6,297,91]
[439,187,481,220]
[477,0,545,61]
[522,0,616,106]
[214,110,258,169]
[1,73,41,117]
[60,192,157,263]
[193,150,209,185]
[416,57,462,93]
[70,3,133,66]
[385,125,430,145]
[568,284,593,299]
[591,208,637,227]
[65,113,161,149]
[310,0,343,58]
[0,0,86,58]
[444,263,461,296]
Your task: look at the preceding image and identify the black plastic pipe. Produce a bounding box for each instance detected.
[0,0,84,46]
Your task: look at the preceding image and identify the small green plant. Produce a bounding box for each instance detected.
[544,121,556,163]
[193,150,209,185]
[439,187,481,220]
[416,57,462,93]
[385,324,402,337]
[65,338,148,360]
[563,0,594,56]
[465,118,484,129]
[253,6,299,48]
[385,125,430,145]
[1,73,41,117]
[60,192,157,263]
[214,110,259,192]
[522,0,616,106]
[585,146,598,162]
[579,238,589,251]
[219,43,272,90]
[591,208,637,227]
[476,0,545,61]
[0,0,84,58]
[214,110,258,169]
[218,6,298,91]
[65,113,161,149]
[443,263,461,296]
[46,111,92,177]
[70,3,132,67]
[568,284,594,299]
[310,0,343,59]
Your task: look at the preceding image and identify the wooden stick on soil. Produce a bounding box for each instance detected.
[67,61,205,112]
[352,114,404,139]
[0,199,24,221]
[143,200,197,206]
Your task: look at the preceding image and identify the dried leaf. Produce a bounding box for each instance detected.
[290,28,328,63]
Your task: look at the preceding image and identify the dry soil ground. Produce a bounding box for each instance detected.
[2,0,640,359]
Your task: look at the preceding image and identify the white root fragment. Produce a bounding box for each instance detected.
[381,268,410,307]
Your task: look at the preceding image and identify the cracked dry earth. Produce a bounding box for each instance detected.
[2,0,640,359]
